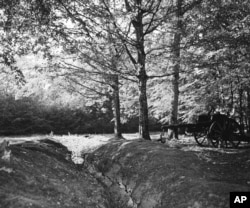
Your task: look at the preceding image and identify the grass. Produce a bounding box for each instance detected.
[1,133,162,163]
[2,132,247,164]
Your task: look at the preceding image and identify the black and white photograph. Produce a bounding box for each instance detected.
[0,0,250,207]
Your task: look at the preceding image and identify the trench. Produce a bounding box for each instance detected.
[1,139,129,208]
[80,139,250,208]
[2,138,250,208]
[82,157,138,208]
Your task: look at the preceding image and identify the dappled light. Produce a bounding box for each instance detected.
[1,0,250,207]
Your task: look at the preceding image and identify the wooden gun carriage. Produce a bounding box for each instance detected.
[161,113,250,148]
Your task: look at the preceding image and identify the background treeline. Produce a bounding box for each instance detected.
[0,94,160,135]
[1,0,250,138]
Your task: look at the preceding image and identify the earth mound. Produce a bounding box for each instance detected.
[1,137,250,208]
[85,139,250,208]
[0,139,108,208]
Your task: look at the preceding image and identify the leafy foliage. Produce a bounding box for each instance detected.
[1,0,250,135]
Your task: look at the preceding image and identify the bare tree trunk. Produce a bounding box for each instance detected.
[138,70,151,140]
[169,0,183,139]
[230,82,234,110]
[247,89,250,133]
[133,1,151,140]
[238,86,244,127]
[111,74,123,139]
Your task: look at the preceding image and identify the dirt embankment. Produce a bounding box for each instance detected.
[85,139,250,208]
[0,139,109,208]
[1,138,250,208]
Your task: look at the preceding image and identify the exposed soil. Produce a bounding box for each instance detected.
[85,139,250,208]
[1,137,250,208]
[0,139,108,208]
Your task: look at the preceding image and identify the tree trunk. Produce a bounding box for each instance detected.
[230,82,234,110]
[138,71,151,140]
[169,0,183,139]
[247,89,250,133]
[169,66,180,139]
[132,2,151,140]
[238,86,244,127]
[111,74,123,139]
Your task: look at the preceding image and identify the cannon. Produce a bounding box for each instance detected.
[161,112,250,148]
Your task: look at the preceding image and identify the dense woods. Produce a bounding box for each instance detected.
[1,0,250,138]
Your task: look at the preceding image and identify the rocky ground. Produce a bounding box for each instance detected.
[0,136,250,208]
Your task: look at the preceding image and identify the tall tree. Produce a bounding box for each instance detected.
[179,0,250,124]
[1,0,126,138]
[125,0,150,140]
[99,0,177,140]
[168,0,183,139]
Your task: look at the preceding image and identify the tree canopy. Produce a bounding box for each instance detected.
[1,0,250,137]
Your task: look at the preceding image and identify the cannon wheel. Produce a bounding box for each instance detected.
[208,119,241,148]
[194,130,209,146]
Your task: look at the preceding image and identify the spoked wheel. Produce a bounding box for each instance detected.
[208,119,241,148]
[207,121,221,147]
[194,128,209,146]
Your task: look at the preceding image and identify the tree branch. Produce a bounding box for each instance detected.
[181,0,203,15]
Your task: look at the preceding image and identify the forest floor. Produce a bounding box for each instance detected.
[0,133,250,207]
